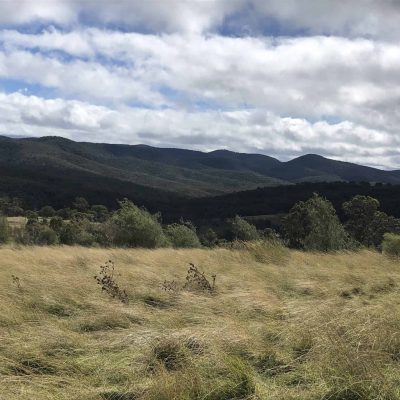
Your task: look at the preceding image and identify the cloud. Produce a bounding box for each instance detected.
[0,91,398,169]
[1,29,400,131]
[0,0,76,25]
[1,0,400,39]
[0,3,399,169]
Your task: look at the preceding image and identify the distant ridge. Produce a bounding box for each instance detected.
[0,135,399,209]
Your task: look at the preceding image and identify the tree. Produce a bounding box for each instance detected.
[19,219,59,245]
[164,223,201,248]
[284,193,349,251]
[228,216,259,241]
[56,208,73,220]
[0,197,24,216]
[73,197,89,212]
[91,205,109,222]
[108,199,167,248]
[39,205,56,218]
[343,195,394,247]
[59,219,96,246]
[0,214,10,243]
[49,216,65,233]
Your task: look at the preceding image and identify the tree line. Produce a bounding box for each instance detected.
[0,194,399,255]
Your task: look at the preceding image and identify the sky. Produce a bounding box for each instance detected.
[0,1,399,169]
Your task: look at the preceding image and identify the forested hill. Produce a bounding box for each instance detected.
[160,182,400,223]
[0,135,400,210]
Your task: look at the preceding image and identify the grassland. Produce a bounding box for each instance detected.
[1,245,400,399]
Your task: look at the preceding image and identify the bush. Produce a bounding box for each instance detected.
[16,220,58,245]
[382,233,400,257]
[199,228,218,247]
[164,223,201,248]
[228,216,259,241]
[109,200,167,248]
[0,214,10,243]
[59,219,96,246]
[284,193,350,251]
[49,216,64,233]
[37,226,59,245]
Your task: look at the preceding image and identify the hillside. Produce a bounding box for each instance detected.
[0,135,400,209]
[1,246,400,399]
[161,182,400,223]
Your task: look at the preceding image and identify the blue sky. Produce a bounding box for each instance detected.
[0,0,399,169]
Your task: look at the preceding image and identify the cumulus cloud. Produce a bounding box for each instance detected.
[1,0,400,39]
[0,2,399,169]
[1,29,400,131]
[0,91,398,169]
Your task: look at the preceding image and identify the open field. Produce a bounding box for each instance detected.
[7,216,27,230]
[1,245,400,399]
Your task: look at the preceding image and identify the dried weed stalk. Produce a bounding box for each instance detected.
[94,260,128,304]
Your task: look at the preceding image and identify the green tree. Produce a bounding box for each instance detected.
[59,219,96,246]
[199,228,219,247]
[39,205,56,218]
[19,219,58,245]
[0,214,10,243]
[343,195,394,247]
[284,193,349,251]
[49,216,65,233]
[56,208,73,220]
[25,210,39,222]
[164,223,201,248]
[73,197,90,212]
[229,215,259,241]
[91,205,109,222]
[109,199,167,248]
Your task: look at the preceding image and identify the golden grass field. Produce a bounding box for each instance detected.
[1,244,400,400]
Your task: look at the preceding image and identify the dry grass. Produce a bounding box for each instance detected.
[0,245,400,399]
[7,216,27,230]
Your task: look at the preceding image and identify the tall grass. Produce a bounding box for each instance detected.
[0,246,400,399]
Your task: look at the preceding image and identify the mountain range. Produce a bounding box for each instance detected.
[0,135,399,209]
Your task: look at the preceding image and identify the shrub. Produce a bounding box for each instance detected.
[164,223,201,248]
[0,214,10,243]
[284,193,350,251]
[37,226,59,245]
[25,210,39,222]
[228,215,259,241]
[59,219,96,246]
[16,220,58,245]
[199,228,218,247]
[109,199,167,248]
[49,216,64,233]
[382,233,400,257]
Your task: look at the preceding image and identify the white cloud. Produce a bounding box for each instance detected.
[1,29,400,131]
[0,3,399,169]
[0,0,75,25]
[0,91,398,169]
[1,0,400,39]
